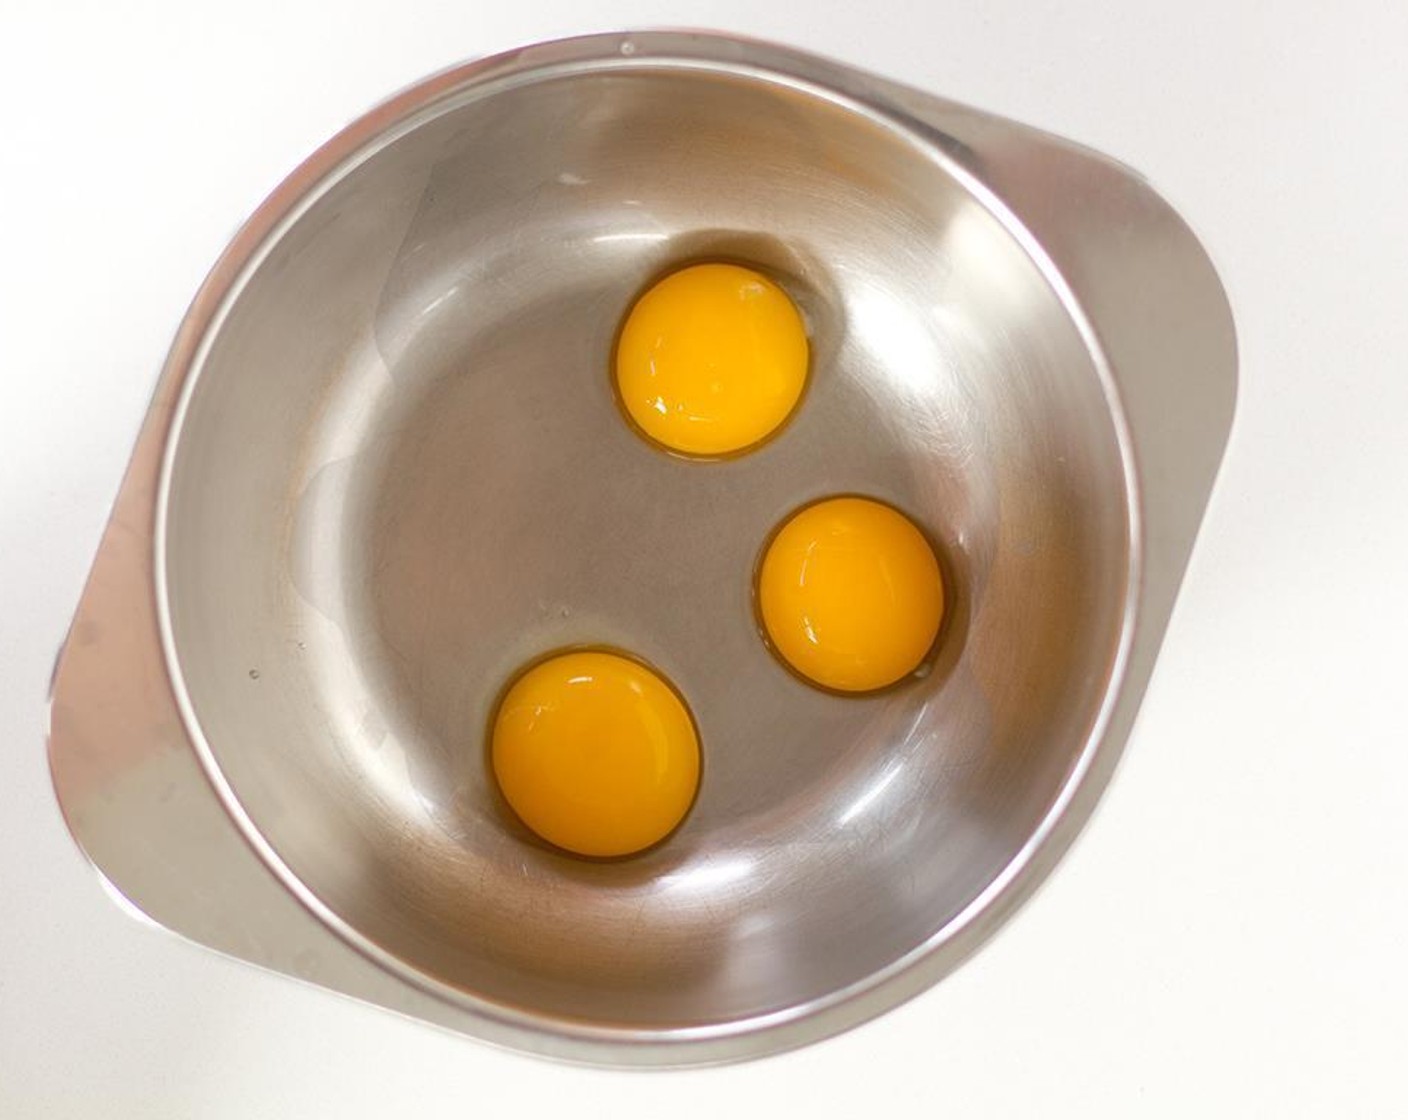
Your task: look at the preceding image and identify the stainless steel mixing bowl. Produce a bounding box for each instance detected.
[52,31,1236,1065]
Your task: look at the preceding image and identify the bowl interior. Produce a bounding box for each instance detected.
[162,63,1131,1032]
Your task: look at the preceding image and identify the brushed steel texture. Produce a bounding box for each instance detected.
[49,31,1236,1066]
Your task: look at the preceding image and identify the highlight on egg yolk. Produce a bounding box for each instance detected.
[757,496,945,693]
[614,262,809,456]
[490,650,701,858]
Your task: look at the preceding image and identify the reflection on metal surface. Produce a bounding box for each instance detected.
[838,758,906,828]
[593,231,670,244]
[48,31,1236,1066]
[657,855,757,896]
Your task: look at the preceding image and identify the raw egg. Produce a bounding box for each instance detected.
[614,262,809,456]
[757,496,945,693]
[490,649,700,857]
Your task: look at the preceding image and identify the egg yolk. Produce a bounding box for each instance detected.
[490,650,701,858]
[614,262,809,456]
[757,496,945,693]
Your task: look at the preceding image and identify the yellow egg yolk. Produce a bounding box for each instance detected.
[757,496,945,693]
[490,650,700,858]
[614,262,809,456]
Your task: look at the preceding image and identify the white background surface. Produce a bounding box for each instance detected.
[3,1,1406,1115]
